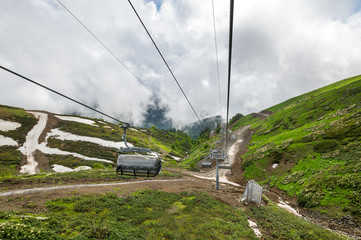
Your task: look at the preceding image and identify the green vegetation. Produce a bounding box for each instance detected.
[0,167,179,189]
[247,201,347,240]
[0,105,38,177]
[56,120,194,160]
[0,146,23,178]
[232,74,361,222]
[0,190,256,239]
[46,155,114,169]
[229,113,244,126]
[0,168,130,189]
[47,138,118,162]
[0,105,37,144]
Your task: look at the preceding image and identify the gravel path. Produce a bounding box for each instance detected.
[0,179,194,197]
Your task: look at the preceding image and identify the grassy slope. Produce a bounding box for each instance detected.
[0,105,37,178]
[232,75,361,221]
[0,104,195,180]
[52,119,194,166]
[0,189,346,240]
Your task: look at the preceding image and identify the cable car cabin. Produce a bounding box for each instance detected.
[116,149,162,177]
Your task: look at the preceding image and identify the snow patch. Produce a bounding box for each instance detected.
[52,164,73,173]
[74,166,92,171]
[19,112,48,174]
[192,173,241,187]
[19,112,114,175]
[52,164,92,173]
[55,115,98,127]
[46,128,131,148]
[272,163,278,168]
[130,128,138,132]
[171,155,181,160]
[248,220,262,237]
[0,119,21,132]
[277,198,302,217]
[0,135,18,146]
[38,142,113,163]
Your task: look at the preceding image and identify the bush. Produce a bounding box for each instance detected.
[313,140,338,153]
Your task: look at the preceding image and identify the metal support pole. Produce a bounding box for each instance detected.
[215,159,220,190]
[122,124,130,148]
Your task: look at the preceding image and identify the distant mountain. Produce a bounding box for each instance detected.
[182,115,222,139]
[142,96,173,130]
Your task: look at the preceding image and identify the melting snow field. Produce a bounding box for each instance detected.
[52,164,73,173]
[171,155,181,161]
[55,115,98,127]
[46,129,131,148]
[0,119,21,132]
[38,142,113,163]
[18,112,118,175]
[248,220,262,237]
[52,164,92,173]
[192,173,241,187]
[277,198,302,217]
[19,112,48,174]
[0,135,18,147]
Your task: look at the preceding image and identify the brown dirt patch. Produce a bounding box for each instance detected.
[38,112,59,143]
[34,150,52,172]
[227,128,253,185]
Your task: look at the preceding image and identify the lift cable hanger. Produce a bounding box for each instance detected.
[0,65,127,124]
[127,0,203,126]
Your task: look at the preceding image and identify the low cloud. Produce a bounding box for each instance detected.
[1,0,361,126]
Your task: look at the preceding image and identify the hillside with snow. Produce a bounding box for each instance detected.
[0,105,191,176]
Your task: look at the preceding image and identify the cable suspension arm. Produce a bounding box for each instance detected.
[0,65,126,124]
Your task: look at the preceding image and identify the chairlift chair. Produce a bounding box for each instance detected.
[219,162,231,169]
[201,162,212,168]
[116,124,162,177]
[202,149,231,169]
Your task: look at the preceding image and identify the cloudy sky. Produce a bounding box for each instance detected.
[1,0,361,127]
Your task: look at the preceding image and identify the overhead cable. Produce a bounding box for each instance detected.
[127,0,203,125]
[211,0,222,117]
[0,65,125,124]
[225,0,234,150]
[55,0,154,95]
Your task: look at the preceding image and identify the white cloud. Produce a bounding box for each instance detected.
[1,0,361,126]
